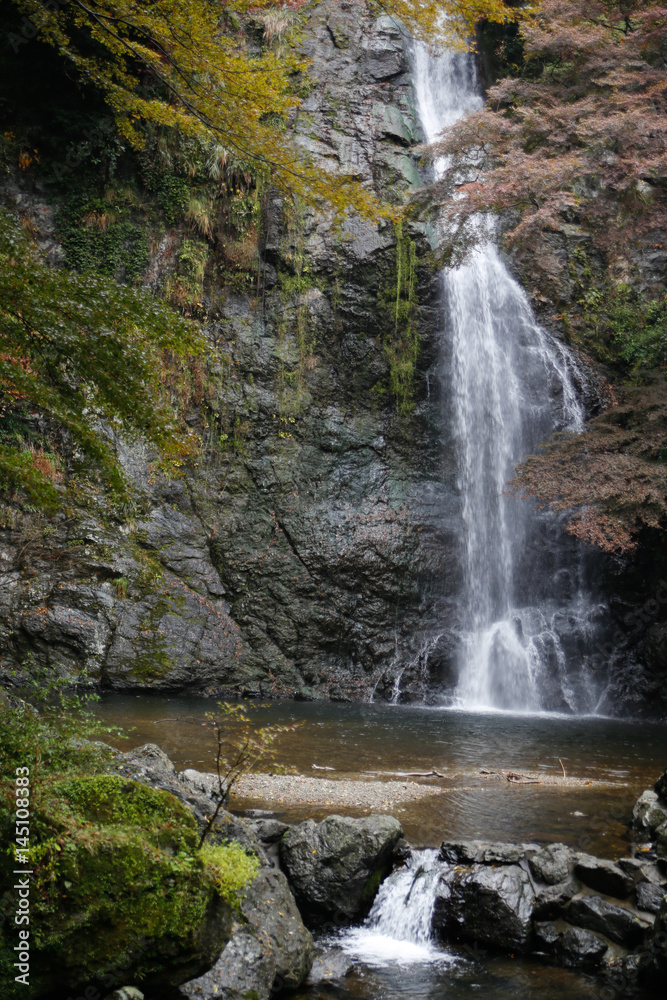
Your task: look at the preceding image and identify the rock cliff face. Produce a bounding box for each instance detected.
[0,1,462,701]
[0,1,664,714]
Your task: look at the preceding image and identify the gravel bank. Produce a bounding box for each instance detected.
[234,773,444,809]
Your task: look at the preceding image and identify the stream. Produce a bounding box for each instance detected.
[96,694,665,999]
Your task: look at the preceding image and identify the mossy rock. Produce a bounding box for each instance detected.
[0,776,233,999]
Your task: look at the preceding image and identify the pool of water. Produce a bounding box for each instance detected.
[93,695,664,1000]
[94,695,667,856]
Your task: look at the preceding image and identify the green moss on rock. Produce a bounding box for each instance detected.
[0,776,232,999]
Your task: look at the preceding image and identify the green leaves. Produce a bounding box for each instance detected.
[0,209,203,510]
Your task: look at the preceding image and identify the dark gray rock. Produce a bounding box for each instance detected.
[636,880,666,915]
[180,867,313,1000]
[434,864,535,953]
[179,930,275,1000]
[633,790,667,839]
[568,894,650,947]
[438,840,532,866]
[241,868,314,988]
[618,857,647,877]
[655,769,667,802]
[574,854,634,899]
[657,822,667,859]
[307,949,354,984]
[482,842,533,864]
[534,921,561,952]
[533,880,578,919]
[529,844,574,885]
[561,926,609,966]
[249,817,291,844]
[280,813,403,923]
[439,841,482,864]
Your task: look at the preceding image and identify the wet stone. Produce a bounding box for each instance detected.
[568,894,650,948]
[654,768,667,802]
[636,880,666,915]
[534,921,560,951]
[435,863,535,952]
[533,880,578,919]
[307,949,354,984]
[561,926,609,966]
[573,854,634,899]
[529,844,574,885]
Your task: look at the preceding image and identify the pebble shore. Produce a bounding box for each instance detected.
[234,772,443,809]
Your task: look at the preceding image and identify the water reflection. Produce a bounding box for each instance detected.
[94,696,667,856]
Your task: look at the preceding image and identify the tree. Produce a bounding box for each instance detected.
[508,378,667,553]
[9,0,515,218]
[197,701,300,847]
[421,0,667,270]
[0,209,201,510]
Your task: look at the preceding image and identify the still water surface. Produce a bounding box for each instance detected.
[95,695,667,855]
[95,695,665,1000]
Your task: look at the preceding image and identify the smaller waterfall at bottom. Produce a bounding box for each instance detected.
[336,851,454,966]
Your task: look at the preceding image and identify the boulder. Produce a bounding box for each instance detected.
[249,818,291,844]
[568,894,650,948]
[439,840,533,865]
[280,814,403,923]
[633,790,667,839]
[533,880,578,919]
[307,949,354,984]
[434,864,534,952]
[636,881,666,915]
[179,930,275,1000]
[179,867,313,1000]
[638,894,667,982]
[561,926,609,966]
[529,844,574,885]
[535,921,610,967]
[656,821,667,859]
[0,775,233,997]
[573,854,634,899]
[439,841,481,864]
[654,769,667,802]
[241,868,314,988]
[534,921,561,953]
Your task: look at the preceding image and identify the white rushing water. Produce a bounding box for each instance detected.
[412,44,601,714]
[337,850,455,966]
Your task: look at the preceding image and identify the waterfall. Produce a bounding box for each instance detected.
[336,850,454,966]
[412,44,602,714]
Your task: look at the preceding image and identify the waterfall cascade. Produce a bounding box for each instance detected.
[412,44,605,714]
[337,850,453,965]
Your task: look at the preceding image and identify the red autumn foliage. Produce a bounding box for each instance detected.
[508,378,667,553]
[422,1,667,270]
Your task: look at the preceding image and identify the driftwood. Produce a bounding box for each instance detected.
[480,768,541,785]
[400,768,446,778]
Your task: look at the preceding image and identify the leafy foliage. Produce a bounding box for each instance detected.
[509,378,667,553]
[9,0,514,219]
[573,272,667,373]
[199,841,260,907]
[421,1,667,269]
[0,209,202,509]
[198,701,300,846]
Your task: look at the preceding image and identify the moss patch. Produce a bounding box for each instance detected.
[199,841,260,908]
[0,775,231,999]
